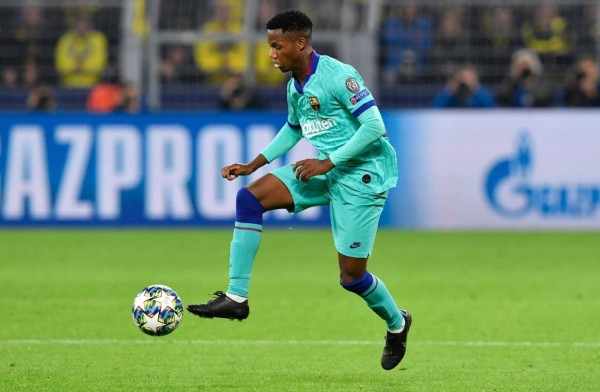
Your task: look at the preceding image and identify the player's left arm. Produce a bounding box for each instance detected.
[328,69,386,165]
[293,70,385,181]
[293,106,385,181]
[295,107,384,180]
[328,106,385,165]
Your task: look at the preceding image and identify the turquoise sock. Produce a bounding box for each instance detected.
[226,221,262,298]
[341,272,404,330]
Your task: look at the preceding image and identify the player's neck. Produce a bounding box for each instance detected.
[294,48,314,86]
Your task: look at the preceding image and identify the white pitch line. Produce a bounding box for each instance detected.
[2,339,600,348]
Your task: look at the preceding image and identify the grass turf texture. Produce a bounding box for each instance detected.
[1,230,599,391]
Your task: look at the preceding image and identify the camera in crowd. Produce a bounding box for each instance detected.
[520,68,533,80]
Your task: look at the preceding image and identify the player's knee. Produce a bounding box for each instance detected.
[339,270,360,284]
[236,187,265,224]
[340,271,374,295]
[339,257,368,284]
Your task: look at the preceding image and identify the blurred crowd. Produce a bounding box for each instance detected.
[2,1,600,111]
[0,4,139,112]
[381,2,600,108]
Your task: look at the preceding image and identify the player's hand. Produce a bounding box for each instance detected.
[221,163,254,181]
[292,158,334,181]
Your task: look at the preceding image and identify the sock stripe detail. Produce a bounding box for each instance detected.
[234,226,263,233]
[340,272,374,294]
[361,276,379,298]
[236,188,265,225]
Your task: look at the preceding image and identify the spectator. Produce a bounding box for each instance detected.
[159,0,201,30]
[431,65,496,108]
[55,12,108,88]
[379,3,433,83]
[563,54,600,107]
[193,0,286,85]
[2,67,19,88]
[87,69,141,113]
[520,3,573,78]
[474,6,522,84]
[26,82,56,111]
[574,4,599,56]
[119,82,142,113]
[521,4,570,55]
[430,7,472,80]
[496,48,554,107]
[1,5,57,87]
[86,81,123,113]
[159,45,200,84]
[193,0,247,83]
[87,81,141,113]
[219,74,263,110]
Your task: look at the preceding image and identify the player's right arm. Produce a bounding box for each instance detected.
[222,122,302,181]
[221,155,268,181]
[261,83,303,163]
[261,122,302,162]
[222,82,302,181]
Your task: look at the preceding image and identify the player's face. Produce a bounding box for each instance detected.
[267,29,305,74]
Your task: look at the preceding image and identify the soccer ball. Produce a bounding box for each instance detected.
[132,284,184,336]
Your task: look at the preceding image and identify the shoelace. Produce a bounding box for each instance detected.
[205,291,226,303]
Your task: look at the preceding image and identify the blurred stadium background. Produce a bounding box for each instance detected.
[1,0,599,110]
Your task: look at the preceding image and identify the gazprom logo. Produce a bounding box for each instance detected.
[484,132,600,218]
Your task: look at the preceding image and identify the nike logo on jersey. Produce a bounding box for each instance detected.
[350,242,362,249]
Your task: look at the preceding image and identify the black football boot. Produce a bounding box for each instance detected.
[381,310,412,370]
[186,291,249,321]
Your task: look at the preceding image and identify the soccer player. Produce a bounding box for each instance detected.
[187,10,411,370]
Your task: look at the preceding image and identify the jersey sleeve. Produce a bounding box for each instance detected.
[331,66,377,119]
[286,81,300,129]
[261,81,303,163]
[327,65,386,165]
[328,106,386,166]
[260,122,302,163]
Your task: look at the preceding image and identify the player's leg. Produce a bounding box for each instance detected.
[227,167,330,300]
[186,173,293,320]
[338,253,411,370]
[225,173,295,301]
[187,165,330,320]
[338,255,404,331]
[331,187,411,370]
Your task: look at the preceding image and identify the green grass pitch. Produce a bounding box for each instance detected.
[1,229,599,391]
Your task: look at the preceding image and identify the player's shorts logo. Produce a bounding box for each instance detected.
[309,96,321,111]
[345,78,360,93]
[350,242,362,249]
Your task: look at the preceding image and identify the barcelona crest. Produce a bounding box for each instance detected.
[309,96,321,111]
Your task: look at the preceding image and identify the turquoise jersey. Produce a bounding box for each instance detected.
[285,51,398,195]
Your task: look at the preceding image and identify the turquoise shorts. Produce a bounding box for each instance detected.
[270,164,388,258]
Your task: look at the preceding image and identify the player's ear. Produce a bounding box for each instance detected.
[297,36,307,51]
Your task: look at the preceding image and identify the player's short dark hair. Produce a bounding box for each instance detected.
[266,10,312,39]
